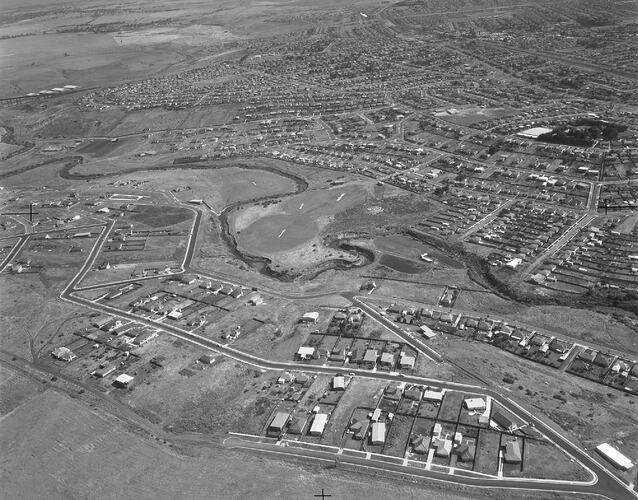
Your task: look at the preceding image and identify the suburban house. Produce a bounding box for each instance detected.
[300,311,319,323]
[420,325,437,339]
[362,349,378,368]
[433,438,453,457]
[329,347,346,362]
[51,346,76,362]
[411,434,429,454]
[288,415,308,435]
[502,439,522,464]
[380,352,395,367]
[371,422,386,445]
[398,352,416,369]
[277,371,295,384]
[423,387,445,402]
[349,419,366,440]
[198,354,215,364]
[403,386,422,401]
[464,397,487,412]
[297,346,315,360]
[268,412,290,437]
[113,373,134,388]
[332,376,346,391]
[455,443,475,462]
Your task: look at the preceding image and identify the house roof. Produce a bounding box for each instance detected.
[414,442,429,454]
[297,346,315,356]
[423,388,444,401]
[411,434,426,447]
[349,420,363,432]
[371,422,386,444]
[309,414,328,435]
[434,438,452,457]
[114,373,134,385]
[363,349,378,362]
[492,411,515,430]
[51,346,75,361]
[380,352,394,363]
[596,443,634,470]
[269,412,290,431]
[503,440,522,463]
[464,397,486,410]
[288,416,307,434]
[301,311,319,321]
[456,444,475,462]
[404,387,422,400]
[332,376,345,389]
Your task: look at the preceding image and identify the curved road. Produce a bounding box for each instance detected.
[52,192,637,500]
[61,288,636,500]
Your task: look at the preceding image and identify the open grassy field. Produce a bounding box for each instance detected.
[234,183,369,255]
[0,364,44,416]
[3,384,503,500]
[119,166,299,211]
[475,429,501,476]
[521,439,590,481]
[374,234,463,269]
[129,204,193,227]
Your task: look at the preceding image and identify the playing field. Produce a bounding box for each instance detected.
[234,184,369,255]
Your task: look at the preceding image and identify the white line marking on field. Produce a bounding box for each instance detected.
[278,229,286,238]
[299,203,304,210]
[337,193,345,201]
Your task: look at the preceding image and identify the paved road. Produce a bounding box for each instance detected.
[588,183,601,212]
[520,213,597,278]
[0,234,29,272]
[224,436,629,499]
[50,189,636,500]
[342,291,444,362]
[59,287,637,500]
[458,199,516,240]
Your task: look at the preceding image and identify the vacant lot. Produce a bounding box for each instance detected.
[438,391,464,423]
[475,429,501,476]
[522,439,589,481]
[383,414,413,457]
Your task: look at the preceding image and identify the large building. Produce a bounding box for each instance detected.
[309,414,328,436]
[371,422,386,445]
[596,443,633,470]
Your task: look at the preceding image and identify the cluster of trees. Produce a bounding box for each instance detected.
[536,119,626,147]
